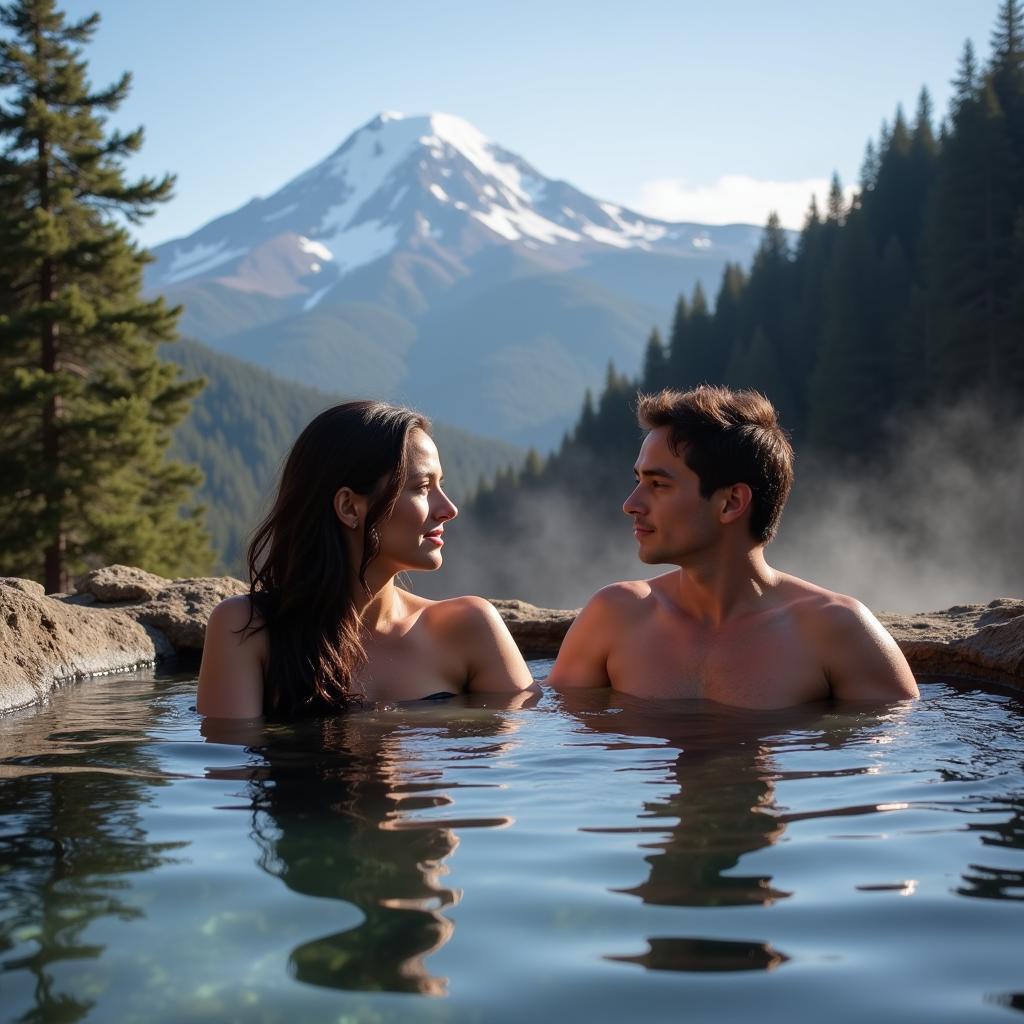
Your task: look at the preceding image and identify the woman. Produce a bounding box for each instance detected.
[197,401,534,718]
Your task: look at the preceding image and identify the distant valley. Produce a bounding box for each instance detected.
[148,112,767,449]
[165,338,521,573]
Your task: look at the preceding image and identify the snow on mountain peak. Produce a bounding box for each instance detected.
[150,111,700,298]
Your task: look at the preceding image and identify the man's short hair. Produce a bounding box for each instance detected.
[636,385,794,544]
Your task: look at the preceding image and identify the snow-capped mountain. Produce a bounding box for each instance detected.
[150,111,757,303]
[148,113,767,448]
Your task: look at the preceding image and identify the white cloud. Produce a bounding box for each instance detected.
[628,174,858,230]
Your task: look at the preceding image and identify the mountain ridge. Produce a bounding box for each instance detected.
[148,112,771,448]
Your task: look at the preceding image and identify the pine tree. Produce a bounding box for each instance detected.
[641,326,667,390]
[807,211,887,453]
[990,0,1024,69]
[521,448,544,483]
[0,0,211,589]
[666,294,689,382]
[952,40,979,111]
[574,388,598,449]
[668,282,719,388]
[790,195,835,438]
[989,0,1024,194]
[859,142,879,194]
[727,326,799,431]
[826,173,847,225]
[709,262,744,385]
[926,38,1017,404]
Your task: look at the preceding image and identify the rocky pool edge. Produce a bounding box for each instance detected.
[1,565,1022,714]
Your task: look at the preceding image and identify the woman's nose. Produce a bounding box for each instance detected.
[437,490,458,521]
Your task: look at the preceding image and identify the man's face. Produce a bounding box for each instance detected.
[622,426,721,565]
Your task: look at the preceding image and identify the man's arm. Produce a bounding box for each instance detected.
[546,587,626,689]
[821,599,919,702]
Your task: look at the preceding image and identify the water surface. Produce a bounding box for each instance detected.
[1,668,1023,1022]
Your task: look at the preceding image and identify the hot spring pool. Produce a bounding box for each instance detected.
[1,666,1023,1023]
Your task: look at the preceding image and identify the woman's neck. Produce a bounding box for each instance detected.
[352,565,402,632]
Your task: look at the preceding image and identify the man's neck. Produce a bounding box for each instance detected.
[671,546,779,626]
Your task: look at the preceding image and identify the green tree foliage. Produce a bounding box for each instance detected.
[0,0,211,589]
[464,0,1024,535]
[166,338,523,573]
[641,326,667,391]
[926,12,1024,406]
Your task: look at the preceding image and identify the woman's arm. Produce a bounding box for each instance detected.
[196,596,267,718]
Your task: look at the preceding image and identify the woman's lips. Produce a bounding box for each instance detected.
[424,530,444,547]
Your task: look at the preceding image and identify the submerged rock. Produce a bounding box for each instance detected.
[0,565,1021,714]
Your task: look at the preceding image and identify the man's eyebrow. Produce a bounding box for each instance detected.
[633,466,674,479]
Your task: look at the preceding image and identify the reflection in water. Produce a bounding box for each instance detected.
[560,691,913,974]
[205,700,526,996]
[959,800,1024,902]
[2,677,1024,1018]
[563,692,797,911]
[608,937,790,973]
[988,991,1024,1014]
[0,676,188,1024]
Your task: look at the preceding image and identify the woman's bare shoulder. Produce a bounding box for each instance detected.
[198,594,267,718]
[420,594,504,631]
[206,594,267,651]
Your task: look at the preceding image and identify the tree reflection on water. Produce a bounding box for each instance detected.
[0,677,188,1024]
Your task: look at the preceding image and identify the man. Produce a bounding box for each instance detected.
[547,385,918,708]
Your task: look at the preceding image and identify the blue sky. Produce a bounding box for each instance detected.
[59,0,997,247]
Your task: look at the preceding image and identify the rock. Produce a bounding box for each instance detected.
[0,580,172,714]
[0,578,45,599]
[76,564,166,603]
[128,575,248,651]
[489,599,578,657]
[74,566,247,651]
[880,598,1024,686]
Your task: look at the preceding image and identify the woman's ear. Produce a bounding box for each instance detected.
[333,487,365,530]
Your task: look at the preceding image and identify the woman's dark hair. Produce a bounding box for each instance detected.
[246,400,431,717]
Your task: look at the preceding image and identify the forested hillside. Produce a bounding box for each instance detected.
[165,339,521,572]
[148,111,768,451]
[421,2,1024,610]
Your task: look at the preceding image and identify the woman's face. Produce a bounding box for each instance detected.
[374,429,458,572]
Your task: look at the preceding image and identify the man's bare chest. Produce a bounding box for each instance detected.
[605,614,830,709]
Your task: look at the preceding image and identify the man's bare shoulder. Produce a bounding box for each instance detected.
[582,577,667,619]
[546,580,659,690]
[773,574,918,700]
[557,575,671,648]
[774,574,879,633]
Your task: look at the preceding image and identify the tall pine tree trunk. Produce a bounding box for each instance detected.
[38,131,65,593]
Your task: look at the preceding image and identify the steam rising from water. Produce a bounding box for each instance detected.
[422,402,1023,613]
[775,403,1024,612]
